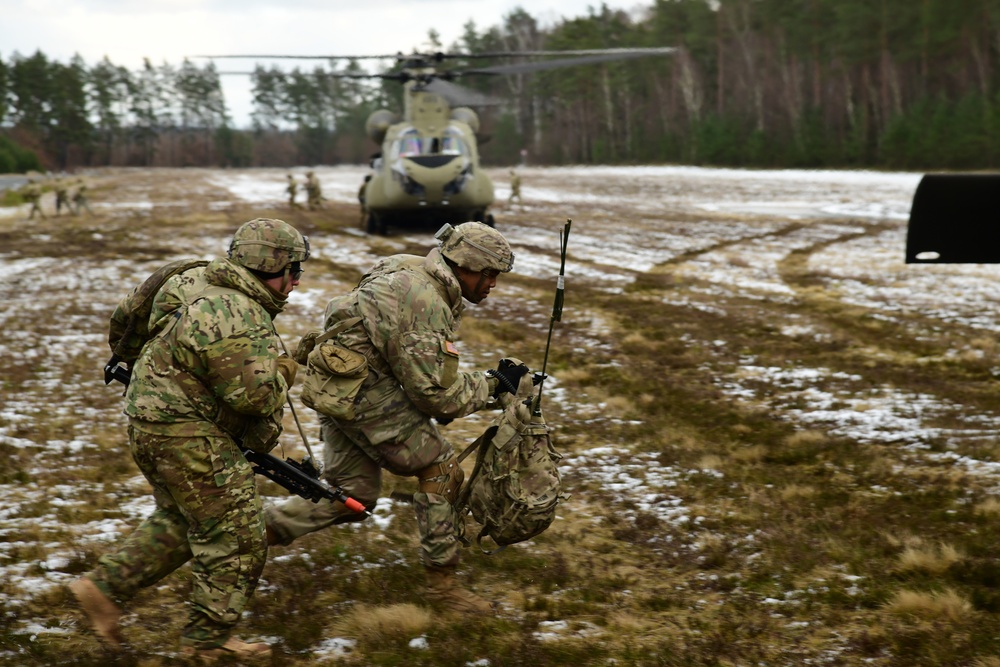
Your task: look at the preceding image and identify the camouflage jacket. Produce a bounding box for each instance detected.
[323,248,492,444]
[124,258,289,437]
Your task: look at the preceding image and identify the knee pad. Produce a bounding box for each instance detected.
[416,455,465,504]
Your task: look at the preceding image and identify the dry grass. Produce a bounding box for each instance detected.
[5,167,1000,666]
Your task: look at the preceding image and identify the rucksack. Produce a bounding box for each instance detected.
[455,377,565,554]
[107,259,209,367]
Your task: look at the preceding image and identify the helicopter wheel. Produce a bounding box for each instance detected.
[365,212,387,236]
[484,213,496,228]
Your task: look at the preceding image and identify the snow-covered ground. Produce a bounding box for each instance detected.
[3,164,998,658]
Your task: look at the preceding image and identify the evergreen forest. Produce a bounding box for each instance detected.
[1,0,999,172]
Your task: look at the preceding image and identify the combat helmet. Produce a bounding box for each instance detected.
[229,218,310,274]
[436,222,514,274]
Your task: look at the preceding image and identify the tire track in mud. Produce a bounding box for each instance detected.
[770,220,1000,424]
[605,215,1000,449]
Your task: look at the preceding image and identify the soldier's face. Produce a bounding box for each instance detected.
[263,270,301,297]
[455,266,499,304]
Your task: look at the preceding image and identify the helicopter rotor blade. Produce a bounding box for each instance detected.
[423,79,505,107]
[193,54,402,60]
[460,48,676,76]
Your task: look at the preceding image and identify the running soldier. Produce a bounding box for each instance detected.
[21,178,46,219]
[72,179,94,216]
[305,171,323,210]
[55,179,71,216]
[69,218,309,661]
[265,222,523,615]
[508,169,522,206]
[286,173,302,210]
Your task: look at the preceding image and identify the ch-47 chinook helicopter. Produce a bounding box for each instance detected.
[202,47,674,234]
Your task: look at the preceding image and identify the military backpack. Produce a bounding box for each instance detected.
[455,373,565,554]
[107,259,209,368]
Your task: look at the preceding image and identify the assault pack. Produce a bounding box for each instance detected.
[455,370,565,554]
[104,259,208,384]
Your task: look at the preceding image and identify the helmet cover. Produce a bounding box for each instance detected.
[436,222,514,273]
[229,218,310,273]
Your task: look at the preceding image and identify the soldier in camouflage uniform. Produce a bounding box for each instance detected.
[72,179,94,216]
[69,218,309,661]
[55,179,71,216]
[21,178,45,219]
[286,173,302,210]
[305,171,323,210]
[265,221,525,615]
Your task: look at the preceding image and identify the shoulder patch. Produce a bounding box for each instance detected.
[444,340,459,357]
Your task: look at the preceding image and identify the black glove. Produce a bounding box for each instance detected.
[488,358,529,398]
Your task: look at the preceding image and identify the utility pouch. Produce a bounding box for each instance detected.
[300,317,368,420]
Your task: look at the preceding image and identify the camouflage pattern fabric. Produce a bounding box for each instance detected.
[266,248,494,567]
[55,181,71,215]
[72,182,94,215]
[125,258,289,437]
[305,172,323,210]
[83,256,290,647]
[88,426,265,649]
[22,182,45,219]
[508,171,522,204]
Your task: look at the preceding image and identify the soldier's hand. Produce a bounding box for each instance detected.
[488,358,529,398]
[276,354,298,388]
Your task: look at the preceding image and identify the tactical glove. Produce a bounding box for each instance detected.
[293,331,319,365]
[488,358,529,398]
[277,355,298,388]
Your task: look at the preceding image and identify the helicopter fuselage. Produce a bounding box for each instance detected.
[363,85,494,232]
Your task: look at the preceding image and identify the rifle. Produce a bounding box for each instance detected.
[105,356,370,518]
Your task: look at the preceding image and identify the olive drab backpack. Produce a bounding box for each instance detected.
[106,259,209,380]
[455,369,566,554]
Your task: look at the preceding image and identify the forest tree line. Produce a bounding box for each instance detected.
[2,0,999,172]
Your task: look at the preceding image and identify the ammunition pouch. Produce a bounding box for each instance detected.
[300,318,368,420]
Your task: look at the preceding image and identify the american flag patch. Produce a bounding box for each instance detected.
[444,340,459,356]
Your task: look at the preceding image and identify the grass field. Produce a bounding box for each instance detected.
[3,165,1000,666]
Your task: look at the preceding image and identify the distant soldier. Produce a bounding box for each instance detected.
[305,171,323,211]
[508,169,522,206]
[21,179,46,220]
[358,174,371,224]
[55,179,71,216]
[72,180,94,216]
[286,174,302,210]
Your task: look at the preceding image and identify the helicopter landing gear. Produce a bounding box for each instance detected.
[365,212,387,236]
[471,210,494,227]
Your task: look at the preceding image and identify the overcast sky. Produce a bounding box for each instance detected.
[2,0,648,128]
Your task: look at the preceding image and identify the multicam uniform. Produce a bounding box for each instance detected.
[55,180,71,215]
[266,247,494,566]
[286,175,301,209]
[23,181,45,219]
[80,226,303,651]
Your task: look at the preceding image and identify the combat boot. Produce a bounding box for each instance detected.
[424,565,496,615]
[68,577,124,649]
[180,637,272,664]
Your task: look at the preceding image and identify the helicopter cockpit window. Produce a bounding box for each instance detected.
[397,129,423,157]
[440,130,467,156]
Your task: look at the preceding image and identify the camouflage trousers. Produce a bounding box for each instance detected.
[86,425,266,649]
[265,415,462,567]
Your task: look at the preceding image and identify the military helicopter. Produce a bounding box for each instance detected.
[201,48,675,234]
